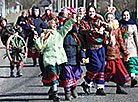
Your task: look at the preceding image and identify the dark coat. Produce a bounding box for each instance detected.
[27,17,48,48]
[63,25,86,65]
[16,15,27,28]
[0,23,24,46]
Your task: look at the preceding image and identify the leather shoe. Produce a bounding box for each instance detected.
[96,88,106,96]
[81,82,90,95]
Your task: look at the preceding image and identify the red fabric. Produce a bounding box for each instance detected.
[0,26,2,32]
[105,59,131,83]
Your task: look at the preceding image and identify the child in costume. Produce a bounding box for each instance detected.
[77,7,86,24]
[0,18,25,77]
[104,12,131,94]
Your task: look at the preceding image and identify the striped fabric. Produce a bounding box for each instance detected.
[119,24,128,44]
[105,59,131,83]
[79,16,107,44]
[124,57,138,75]
[84,47,105,85]
[86,71,104,83]
[42,64,61,86]
[59,64,82,87]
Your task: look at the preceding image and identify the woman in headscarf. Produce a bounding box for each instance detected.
[58,8,69,29]
[25,6,48,68]
[79,5,108,95]
[119,9,138,87]
[41,9,56,24]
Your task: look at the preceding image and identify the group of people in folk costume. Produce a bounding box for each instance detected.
[0,4,138,102]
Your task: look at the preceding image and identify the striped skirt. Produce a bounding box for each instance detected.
[42,64,61,86]
[124,57,138,75]
[105,59,131,83]
[59,64,83,87]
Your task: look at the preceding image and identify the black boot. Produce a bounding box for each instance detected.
[81,82,90,95]
[16,71,23,77]
[48,87,53,100]
[131,78,137,88]
[52,91,60,102]
[71,86,78,98]
[10,63,15,77]
[64,87,71,100]
[116,84,127,94]
[96,88,106,96]
[38,53,44,76]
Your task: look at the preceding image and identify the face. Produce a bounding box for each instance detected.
[106,14,114,24]
[63,10,68,17]
[88,7,96,18]
[123,11,130,21]
[46,10,50,15]
[23,12,27,17]
[1,20,7,27]
[34,9,39,17]
[79,9,85,16]
[28,8,32,16]
[51,21,57,30]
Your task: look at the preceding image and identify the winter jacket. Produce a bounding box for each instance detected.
[34,18,75,67]
[26,17,48,48]
[105,28,129,61]
[0,23,24,46]
[64,25,86,65]
[124,25,138,57]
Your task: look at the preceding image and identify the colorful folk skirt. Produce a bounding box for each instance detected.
[124,57,138,75]
[28,47,40,58]
[59,64,83,87]
[42,64,61,86]
[84,47,105,85]
[105,59,131,83]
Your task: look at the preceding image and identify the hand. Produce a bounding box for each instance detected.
[124,54,130,62]
[34,33,38,39]
[20,22,23,24]
[82,58,89,64]
[30,25,35,31]
[72,16,77,22]
[15,32,18,36]
[22,22,26,24]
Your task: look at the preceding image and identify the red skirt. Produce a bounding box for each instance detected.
[105,59,131,83]
[28,47,40,58]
